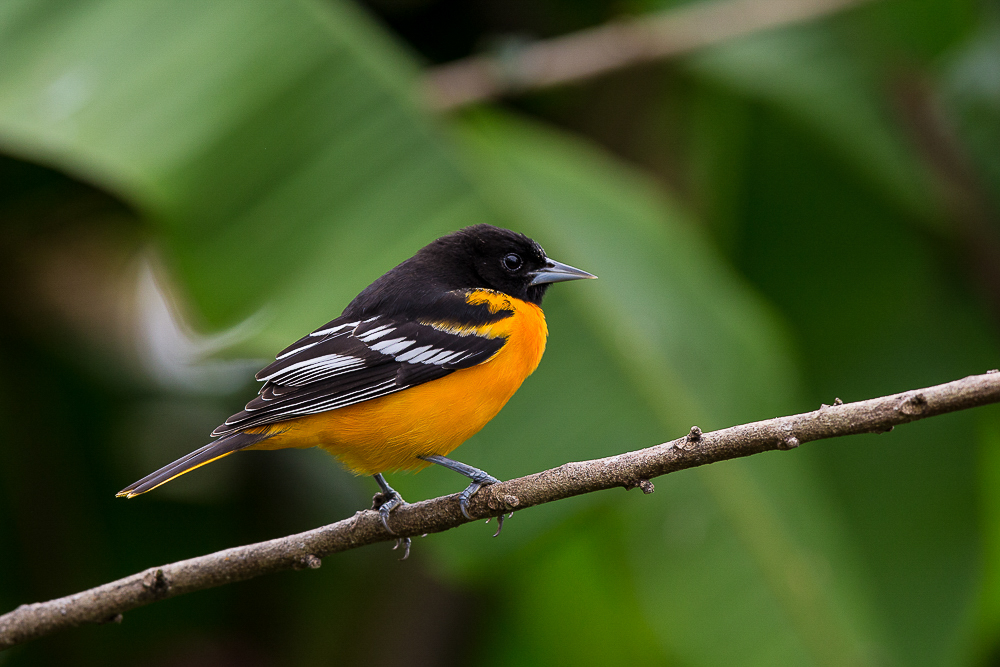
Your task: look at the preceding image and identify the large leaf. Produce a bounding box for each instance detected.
[0,0,497,337]
[0,2,807,664]
[942,18,1000,659]
[1,1,989,665]
[717,99,991,665]
[686,23,944,231]
[684,19,995,660]
[453,111,880,666]
[0,0,879,653]
[941,14,1000,213]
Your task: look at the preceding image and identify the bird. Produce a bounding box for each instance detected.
[118,224,595,551]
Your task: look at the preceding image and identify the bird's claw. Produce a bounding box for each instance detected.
[393,537,411,560]
[375,490,406,535]
[371,474,412,558]
[487,511,515,537]
[458,474,500,520]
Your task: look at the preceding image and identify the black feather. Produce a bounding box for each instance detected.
[117,430,276,497]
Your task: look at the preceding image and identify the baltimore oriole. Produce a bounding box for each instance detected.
[119,225,595,548]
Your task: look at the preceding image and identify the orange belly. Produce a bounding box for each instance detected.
[248,291,547,475]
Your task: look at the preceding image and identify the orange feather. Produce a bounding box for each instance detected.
[245,289,548,474]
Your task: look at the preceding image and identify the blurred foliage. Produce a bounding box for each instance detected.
[1,0,999,666]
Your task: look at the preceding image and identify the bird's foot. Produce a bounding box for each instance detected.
[372,487,410,558]
[372,473,406,535]
[458,474,500,520]
[486,511,515,537]
[393,537,411,560]
[417,455,502,522]
[375,492,406,535]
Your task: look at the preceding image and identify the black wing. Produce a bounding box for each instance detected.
[212,309,509,436]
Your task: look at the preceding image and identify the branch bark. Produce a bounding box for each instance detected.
[3,371,1000,650]
[423,0,875,112]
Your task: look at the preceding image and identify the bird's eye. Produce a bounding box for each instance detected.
[502,253,523,272]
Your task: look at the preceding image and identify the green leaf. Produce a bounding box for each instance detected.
[976,405,1000,657]
[1,2,984,664]
[724,108,990,665]
[478,509,671,667]
[941,15,1000,213]
[0,0,495,334]
[0,4,819,661]
[686,24,944,230]
[453,111,878,665]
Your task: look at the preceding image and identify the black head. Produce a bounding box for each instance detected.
[412,224,594,305]
[344,224,595,317]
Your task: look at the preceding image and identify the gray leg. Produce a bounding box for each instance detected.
[419,455,500,520]
[373,474,410,559]
[373,474,405,533]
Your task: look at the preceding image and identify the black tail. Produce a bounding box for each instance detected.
[117,430,274,498]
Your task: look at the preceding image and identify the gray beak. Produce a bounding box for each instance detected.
[529,258,597,286]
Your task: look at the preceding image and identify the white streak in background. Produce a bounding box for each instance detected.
[945,21,1000,103]
[43,70,90,124]
[135,261,265,394]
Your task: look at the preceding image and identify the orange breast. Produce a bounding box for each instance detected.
[251,290,547,475]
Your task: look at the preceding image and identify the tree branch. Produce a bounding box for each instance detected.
[423,0,875,112]
[3,371,1000,650]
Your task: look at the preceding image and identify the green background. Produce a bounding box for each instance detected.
[1,0,999,665]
